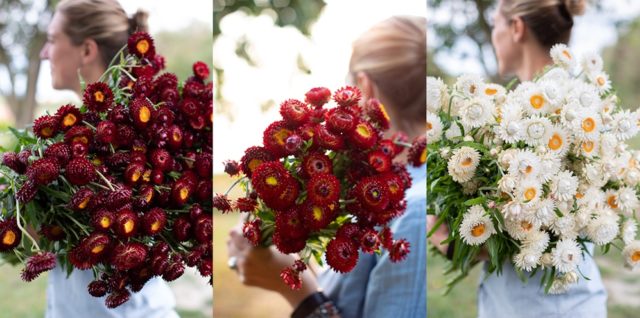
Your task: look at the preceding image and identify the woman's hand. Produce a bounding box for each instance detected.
[226,225,318,308]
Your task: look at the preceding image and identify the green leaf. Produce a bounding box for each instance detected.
[463,197,486,206]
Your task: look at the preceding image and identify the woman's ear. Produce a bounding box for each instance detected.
[80,38,100,66]
[510,16,526,43]
[355,71,375,100]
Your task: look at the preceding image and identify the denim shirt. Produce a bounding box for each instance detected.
[478,244,607,318]
[318,164,427,318]
[46,266,179,318]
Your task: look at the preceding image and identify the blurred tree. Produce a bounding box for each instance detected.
[0,0,56,127]
[603,19,640,111]
[154,22,213,81]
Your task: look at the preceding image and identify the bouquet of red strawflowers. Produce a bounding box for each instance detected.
[0,32,212,308]
[216,86,426,289]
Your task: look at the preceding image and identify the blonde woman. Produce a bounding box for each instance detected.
[40,0,177,316]
[226,16,426,318]
[428,0,607,317]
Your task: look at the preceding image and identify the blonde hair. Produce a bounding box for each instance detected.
[501,0,586,47]
[349,16,426,127]
[56,0,149,67]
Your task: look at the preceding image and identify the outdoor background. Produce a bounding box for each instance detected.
[428,0,640,317]
[213,0,426,316]
[0,0,212,316]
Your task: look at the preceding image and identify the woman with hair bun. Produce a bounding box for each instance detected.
[428,0,607,317]
[40,1,178,317]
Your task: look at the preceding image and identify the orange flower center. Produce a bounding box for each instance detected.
[356,124,372,138]
[73,136,89,144]
[530,95,545,109]
[582,141,595,152]
[420,149,427,164]
[78,197,90,210]
[461,157,473,167]
[151,221,162,232]
[427,122,433,131]
[562,50,572,59]
[274,128,292,146]
[145,191,154,203]
[179,187,189,200]
[142,170,151,182]
[91,244,105,254]
[576,193,584,199]
[62,114,77,127]
[525,165,533,174]
[607,195,618,209]
[173,131,182,142]
[136,40,150,54]
[2,230,16,245]
[632,251,640,262]
[124,220,135,233]
[94,91,105,103]
[50,226,63,236]
[485,88,498,95]
[248,159,263,172]
[471,224,485,237]
[379,103,390,121]
[548,133,563,150]
[524,188,537,201]
[521,221,533,231]
[100,217,111,228]
[139,106,151,123]
[41,127,53,137]
[131,170,141,182]
[582,118,595,132]
[597,77,606,86]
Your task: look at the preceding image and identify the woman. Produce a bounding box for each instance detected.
[428,0,607,317]
[226,16,426,318]
[40,0,178,317]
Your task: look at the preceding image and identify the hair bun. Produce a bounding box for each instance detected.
[563,0,586,16]
[128,9,149,34]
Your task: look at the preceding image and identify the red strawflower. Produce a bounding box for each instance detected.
[91,209,115,231]
[272,230,306,254]
[292,260,307,272]
[280,267,302,290]
[87,280,109,297]
[301,152,332,178]
[279,99,309,127]
[151,255,169,276]
[39,224,65,241]
[391,131,409,154]
[167,125,183,150]
[381,173,405,204]
[33,115,59,139]
[195,152,212,178]
[172,216,192,241]
[251,161,289,205]
[198,258,213,277]
[275,208,307,239]
[64,125,93,145]
[223,160,241,177]
[27,158,60,185]
[194,215,212,244]
[114,209,138,238]
[365,98,391,130]
[240,146,274,177]
[124,162,146,185]
[263,120,294,158]
[325,108,357,133]
[284,134,303,154]
[128,31,156,59]
[116,125,136,148]
[242,219,262,246]
[189,204,204,221]
[154,73,178,91]
[69,246,95,270]
[183,79,205,99]
[306,173,340,206]
[360,229,380,254]
[65,157,96,185]
[305,87,331,108]
[95,120,117,144]
[2,152,25,174]
[326,237,358,273]
[171,180,194,206]
[235,197,258,212]
[152,53,166,71]
[81,232,111,260]
[110,242,147,271]
[333,86,361,108]
[162,257,185,281]
[301,203,336,231]
[349,122,378,150]
[44,142,72,165]
[378,227,393,249]
[408,135,427,167]
[193,61,210,80]
[17,149,31,167]
[55,104,82,130]
[149,148,172,171]
[16,180,37,203]
[196,179,213,202]
[378,139,397,158]
[105,187,133,210]
[355,176,390,212]
[367,150,391,173]
[336,223,363,246]
[389,239,411,262]
[0,218,21,252]
[83,82,113,112]
[314,125,344,151]
[71,141,89,157]
[392,163,412,189]
[142,207,167,235]
[21,251,56,282]
[130,98,154,129]
[105,289,131,308]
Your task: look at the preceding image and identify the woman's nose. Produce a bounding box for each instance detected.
[40,43,50,60]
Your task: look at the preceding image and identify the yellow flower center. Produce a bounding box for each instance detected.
[420,149,427,164]
[356,124,372,138]
[2,230,16,245]
[151,221,162,232]
[471,224,485,237]
[63,114,77,127]
[525,165,533,174]
[582,118,596,132]
[548,133,563,150]
[145,191,153,203]
[266,176,279,186]
[142,170,151,182]
[485,88,497,96]
[41,127,53,137]
[597,77,606,86]
[179,187,189,200]
[461,157,473,167]
[427,122,433,131]
[379,103,390,122]
[73,136,89,144]
[576,193,584,199]
[136,39,150,54]
[248,159,263,172]
[521,221,533,231]
[124,220,135,233]
[530,94,545,109]
[139,106,151,123]
[312,206,323,221]
[582,141,595,153]
[131,170,141,182]
[274,128,292,146]
[100,217,111,228]
[562,50,572,59]
[94,91,105,103]
[607,195,618,209]
[632,251,640,262]
[78,197,90,210]
[524,188,537,201]
[91,244,105,254]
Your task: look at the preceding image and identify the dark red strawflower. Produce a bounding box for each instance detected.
[114,209,138,238]
[189,204,204,221]
[307,173,340,206]
[151,255,169,276]
[183,79,205,99]
[267,177,299,211]
[172,216,192,241]
[64,125,93,145]
[44,142,72,165]
[91,209,115,231]
[263,120,294,158]
[360,229,380,254]
[196,179,213,202]
[272,230,306,254]
[234,197,258,212]
[381,173,405,204]
[280,267,302,290]
[69,246,95,270]
[124,162,146,185]
[55,104,82,130]
[39,224,65,241]
[240,146,274,177]
[171,180,193,206]
[349,122,378,150]
[65,157,96,185]
[151,242,170,257]
[0,218,21,252]
[389,239,411,262]
[27,158,59,185]
[326,237,358,273]
[33,115,59,139]
[106,187,133,210]
[223,160,241,177]
[71,141,89,157]
[110,242,147,271]
[194,215,212,244]
[378,227,393,249]
[155,73,178,91]
[336,223,363,246]
[279,99,309,127]
[193,61,210,80]
[68,188,94,212]
[17,149,32,167]
[149,148,173,171]
[83,82,113,112]
[326,108,357,133]
[242,219,262,246]
[81,232,111,259]
[304,87,331,108]
[167,125,183,150]
[153,53,166,71]
[292,260,307,272]
[116,125,136,148]
[365,98,391,130]
[392,163,412,189]
[21,251,56,282]
[333,86,362,108]
[130,98,154,129]
[16,180,37,203]
[355,176,390,213]
[105,289,131,308]
[314,125,344,151]
[195,152,212,178]
[88,280,109,297]
[275,208,307,239]
[301,203,336,231]
[285,134,303,154]
[198,258,213,277]
[251,161,289,204]
[141,207,167,235]
[2,152,25,174]
[128,31,156,59]
[378,139,397,158]
[408,135,427,167]
[163,259,186,282]
[368,150,392,173]
[95,120,117,144]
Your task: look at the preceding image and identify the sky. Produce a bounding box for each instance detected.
[213,0,427,171]
[427,0,640,77]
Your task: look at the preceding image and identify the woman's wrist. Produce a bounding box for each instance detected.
[291,290,339,318]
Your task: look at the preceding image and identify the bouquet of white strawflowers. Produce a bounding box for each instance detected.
[427,44,640,293]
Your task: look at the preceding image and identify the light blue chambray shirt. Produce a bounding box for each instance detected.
[318,164,426,318]
[478,244,607,318]
[46,266,179,318]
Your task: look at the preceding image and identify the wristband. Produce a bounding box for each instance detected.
[291,291,336,318]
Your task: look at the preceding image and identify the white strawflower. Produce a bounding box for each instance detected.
[574,207,594,230]
[586,213,620,245]
[582,162,607,186]
[544,125,571,157]
[482,83,506,101]
[439,147,451,159]
[569,81,601,110]
[572,110,601,140]
[516,179,542,206]
[445,123,462,140]
[616,187,639,216]
[538,152,562,183]
[540,252,554,267]
[551,239,582,273]
[624,168,640,187]
[454,74,484,98]
[447,146,480,183]
[622,241,640,271]
[529,199,556,227]
[611,110,639,141]
[550,44,576,70]
[550,171,579,202]
[498,149,518,170]
[508,149,542,180]
[461,179,480,195]
[427,111,443,144]
[539,80,564,111]
[502,201,524,221]
[590,72,611,94]
[604,189,621,212]
[577,139,599,158]
[460,205,496,246]
[498,174,518,194]
[621,219,638,245]
[463,135,474,142]
[550,215,578,240]
[577,186,605,210]
[523,230,551,252]
[559,100,581,125]
[599,133,619,157]
[459,98,495,128]
[599,95,617,116]
[505,216,539,240]
[581,51,603,75]
[541,68,570,82]
[563,271,580,285]
[427,76,448,113]
[494,119,523,144]
[513,248,542,272]
[522,86,551,116]
[549,279,571,294]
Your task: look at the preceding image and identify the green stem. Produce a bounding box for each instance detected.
[82,121,97,131]
[64,212,90,236]
[11,183,40,251]
[90,182,110,191]
[225,177,247,196]
[95,170,115,191]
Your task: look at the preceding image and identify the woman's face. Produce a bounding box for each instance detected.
[491,0,519,76]
[40,12,83,91]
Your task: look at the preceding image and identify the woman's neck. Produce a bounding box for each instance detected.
[516,44,553,81]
